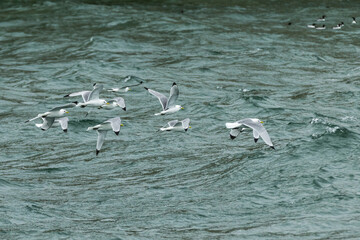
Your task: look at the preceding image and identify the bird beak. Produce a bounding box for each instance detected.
[189,126,191,128]
[260,121,264,123]
[121,124,124,126]
[106,102,110,105]
[128,88,131,91]
[65,111,69,114]
[181,107,184,110]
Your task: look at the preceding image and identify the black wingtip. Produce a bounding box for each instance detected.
[96,149,100,156]
[80,105,86,108]
[185,128,188,132]
[64,94,70,98]
[63,129,68,133]
[123,107,126,111]
[270,146,275,150]
[93,83,97,86]
[72,101,78,105]
[230,135,236,140]
[139,81,143,84]
[144,87,149,90]
[115,131,119,136]
[254,138,258,143]
[41,128,46,131]
[172,82,177,86]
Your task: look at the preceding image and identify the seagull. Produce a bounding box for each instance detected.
[160,118,191,131]
[99,97,126,111]
[352,17,356,24]
[317,15,326,21]
[107,76,144,92]
[144,82,183,115]
[25,102,76,131]
[107,86,131,93]
[35,117,69,132]
[225,118,275,149]
[87,117,123,156]
[64,83,109,107]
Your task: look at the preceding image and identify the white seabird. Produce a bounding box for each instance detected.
[99,97,126,111]
[144,82,183,115]
[107,76,144,92]
[225,118,275,149]
[25,102,77,131]
[64,83,109,108]
[160,118,191,132]
[87,117,123,156]
[35,117,69,132]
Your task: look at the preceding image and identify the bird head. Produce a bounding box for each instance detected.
[60,109,69,114]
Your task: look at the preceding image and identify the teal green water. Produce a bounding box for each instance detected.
[1,1,360,239]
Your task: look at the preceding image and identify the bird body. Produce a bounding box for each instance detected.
[307,24,316,28]
[25,103,77,131]
[316,25,326,30]
[35,117,69,132]
[87,117,123,155]
[160,118,191,131]
[226,118,274,149]
[144,82,183,115]
[154,105,182,116]
[65,83,108,108]
[78,99,108,108]
[107,87,130,93]
[99,97,126,111]
[317,15,326,21]
[107,75,144,92]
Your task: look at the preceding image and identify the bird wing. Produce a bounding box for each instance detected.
[240,119,273,147]
[230,128,241,139]
[50,102,77,112]
[123,82,143,88]
[56,117,69,131]
[123,75,144,84]
[145,88,168,111]
[64,91,91,102]
[105,117,121,132]
[113,97,126,109]
[167,120,179,127]
[96,130,108,153]
[181,118,190,129]
[166,83,179,109]
[253,129,259,140]
[40,117,55,130]
[88,84,104,101]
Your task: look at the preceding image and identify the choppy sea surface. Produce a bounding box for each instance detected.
[1,0,360,239]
